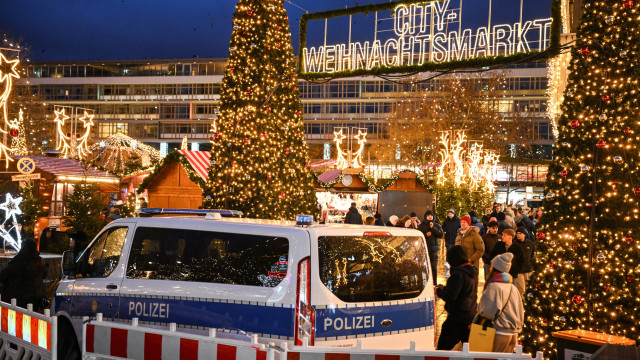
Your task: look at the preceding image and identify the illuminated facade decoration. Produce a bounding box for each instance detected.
[351,129,368,168]
[333,128,368,170]
[0,193,23,251]
[333,129,349,169]
[181,135,188,150]
[53,108,72,158]
[76,110,95,158]
[0,52,21,167]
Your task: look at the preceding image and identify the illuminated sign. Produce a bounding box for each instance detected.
[299,0,558,79]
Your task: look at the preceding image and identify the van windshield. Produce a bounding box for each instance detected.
[318,236,428,302]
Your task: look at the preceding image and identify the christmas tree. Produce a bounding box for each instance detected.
[202,0,318,220]
[523,1,640,358]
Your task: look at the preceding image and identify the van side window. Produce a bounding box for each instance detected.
[81,227,128,278]
[126,227,289,287]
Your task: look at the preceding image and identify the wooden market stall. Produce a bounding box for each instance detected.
[137,150,210,209]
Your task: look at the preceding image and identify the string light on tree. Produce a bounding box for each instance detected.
[523,1,640,358]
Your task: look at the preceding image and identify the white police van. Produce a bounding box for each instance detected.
[53,210,435,358]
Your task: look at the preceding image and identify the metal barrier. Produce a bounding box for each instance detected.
[0,298,57,360]
[82,314,277,360]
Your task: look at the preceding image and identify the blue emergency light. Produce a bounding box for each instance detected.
[138,208,243,217]
[296,214,314,226]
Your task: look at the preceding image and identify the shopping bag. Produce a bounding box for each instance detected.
[468,316,495,352]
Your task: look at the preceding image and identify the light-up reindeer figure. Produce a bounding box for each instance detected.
[76,110,95,158]
[54,108,72,158]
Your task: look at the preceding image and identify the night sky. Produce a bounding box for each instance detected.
[0,0,552,62]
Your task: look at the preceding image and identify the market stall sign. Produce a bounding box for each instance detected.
[299,0,560,79]
[12,173,41,182]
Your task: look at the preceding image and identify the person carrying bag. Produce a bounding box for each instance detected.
[471,252,524,353]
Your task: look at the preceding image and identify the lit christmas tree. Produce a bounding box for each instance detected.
[523,1,640,358]
[10,109,27,156]
[202,0,318,219]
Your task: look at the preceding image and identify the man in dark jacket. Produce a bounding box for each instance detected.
[518,208,536,237]
[0,239,46,312]
[468,210,484,235]
[435,245,478,350]
[442,210,460,252]
[490,229,525,294]
[515,226,535,289]
[496,212,512,235]
[373,213,385,226]
[343,202,363,224]
[481,221,502,280]
[418,210,443,284]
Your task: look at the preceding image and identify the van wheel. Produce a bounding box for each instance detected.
[57,320,81,360]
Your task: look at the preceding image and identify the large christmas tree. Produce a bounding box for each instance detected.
[523,1,640,358]
[202,0,318,220]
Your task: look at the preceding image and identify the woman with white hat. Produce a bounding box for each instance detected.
[477,252,524,353]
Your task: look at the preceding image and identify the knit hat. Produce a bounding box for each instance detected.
[516,226,527,235]
[389,215,399,225]
[468,210,478,219]
[492,252,514,273]
[447,245,469,267]
[447,209,455,215]
[424,210,434,219]
[460,215,471,226]
[497,212,506,221]
[487,221,499,228]
[410,212,417,218]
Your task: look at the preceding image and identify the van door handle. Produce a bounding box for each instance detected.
[106,284,118,290]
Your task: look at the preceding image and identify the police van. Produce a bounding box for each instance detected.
[53,210,435,358]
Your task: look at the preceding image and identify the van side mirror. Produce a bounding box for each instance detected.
[62,251,76,276]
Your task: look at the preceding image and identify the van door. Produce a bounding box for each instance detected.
[68,226,130,321]
[309,228,435,350]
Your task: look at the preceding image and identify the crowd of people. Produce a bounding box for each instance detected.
[346,201,542,353]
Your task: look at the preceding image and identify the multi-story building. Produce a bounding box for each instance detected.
[22,58,552,202]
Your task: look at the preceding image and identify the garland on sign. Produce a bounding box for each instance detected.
[359,170,431,193]
[137,151,207,193]
[311,170,344,190]
[298,0,562,80]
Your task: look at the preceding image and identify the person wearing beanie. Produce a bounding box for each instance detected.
[373,213,385,226]
[515,227,535,289]
[387,215,399,227]
[418,210,443,283]
[455,215,484,279]
[490,229,526,295]
[482,221,502,280]
[478,252,524,353]
[496,212,512,235]
[0,239,46,312]
[435,245,478,350]
[442,210,461,252]
[468,210,484,235]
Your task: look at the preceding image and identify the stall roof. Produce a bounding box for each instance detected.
[317,169,342,183]
[177,150,211,180]
[12,156,117,178]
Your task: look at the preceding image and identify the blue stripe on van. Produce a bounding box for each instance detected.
[314,298,435,339]
[58,295,294,338]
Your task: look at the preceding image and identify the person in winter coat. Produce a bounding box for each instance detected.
[455,215,485,275]
[518,208,536,236]
[374,213,386,226]
[481,221,502,280]
[504,209,517,229]
[496,212,512,235]
[344,202,363,224]
[442,210,461,251]
[418,210,443,283]
[435,245,478,350]
[468,211,484,235]
[477,252,524,353]
[0,240,47,312]
[387,215,398,227]
[490,229,526,294]
[515,227,535,288]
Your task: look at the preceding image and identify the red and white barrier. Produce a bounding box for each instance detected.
[0,297,57,360]
[82,314,274,360]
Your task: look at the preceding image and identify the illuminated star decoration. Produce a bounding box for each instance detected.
[76,110,95,158]
[54,108,72,158]
[0,193,23,251]
[333,129,349,169]
[351,129,368,168]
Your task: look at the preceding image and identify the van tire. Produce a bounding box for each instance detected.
[57,319,81,360]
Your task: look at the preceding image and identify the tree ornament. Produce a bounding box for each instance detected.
[559,316,567,323]
[614,156,624,164]
[598,114,608,122]
[266,174,272,180]
[261,132,268,138]
[621,50,628,57]
[548,262,556,269]
[546,193,554,199]
[267,46,271,50]
[242,198,247,203]
[537,232,546,240]
[605,16,615,24]
[580,47,590,55]
[596,139,608,148]
[229,66,235,72]
[535,284,541,290]
[527,293,534,299]
[625,235,634,243]
[305,163,310,168]
[213,132,221,139]
[570,120,581,128]
[602,94,612,102]
[623,0,634,9]
[231,161,236,166]
[279,192,286,199]
[597,253,605,260]
[9,129,18,138]
[634,188,640,196]
[553,281,559,287]
[296,110,302,115]
[243,137,248,144]
[581,165,590,172]
[276,43,281,48]
[247,9,253,15]
[628,275,634,282]
[561,170,569,177]
[246,89,251,95]
[296,132,301,137]
[572,295,584,305]
[244,32,248,36]
[624,128,631,134]
[566,90,574,97]
[277,26,281,30]
[284,147,290,153]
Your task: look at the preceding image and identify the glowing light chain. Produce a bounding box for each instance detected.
[351,129,368,168]
[333,129,350,169]
[53,108,72,158]
[0,52,21,167]
[333,129,368,169]
[0,193,23,251]
[76,111,95,158]
[437,130,499,192]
